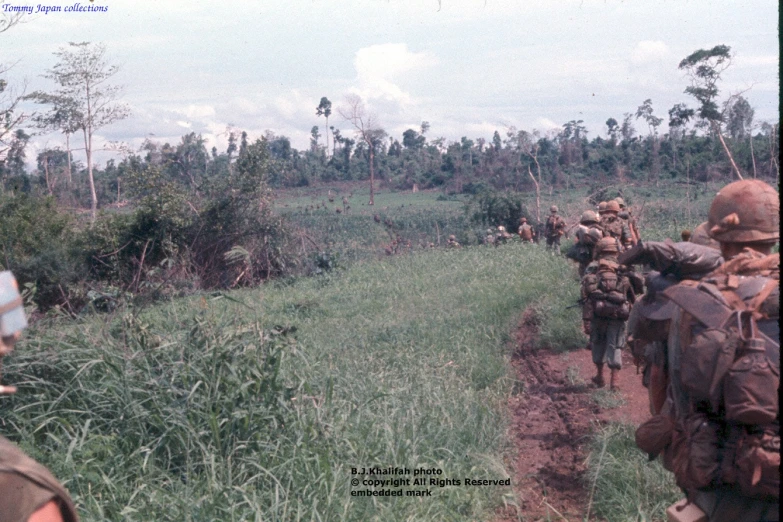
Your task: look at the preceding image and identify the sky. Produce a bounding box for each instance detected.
[2,0,779,168]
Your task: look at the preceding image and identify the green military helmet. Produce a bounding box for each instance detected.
[707,179,780,243]
[448,234,456,241]
[486,228,494,235]
[550,205,558,213]
[595,237,619,256]
[614,197,626,208]
[520,217,527,223]
[604,200,621,214]
[580,210,599,225]
[597,201,608,214]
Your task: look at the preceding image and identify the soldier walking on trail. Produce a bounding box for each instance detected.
[517,217,535,243]
[544,205,566,254]
[634,179,780,522]
[581,238,638,391]
[615,197,640,245]
[600,200,633,251]
[0,272,80,522]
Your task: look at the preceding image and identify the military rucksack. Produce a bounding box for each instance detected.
[655,272,780,499]
[582,260,633,320]
[601,216,623,238]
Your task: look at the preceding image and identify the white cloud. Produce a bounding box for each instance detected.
[179,104,216,120]
[631,40,669,64]
[353,43,436,104]
[534,118,561,131]
[176,121,191,128]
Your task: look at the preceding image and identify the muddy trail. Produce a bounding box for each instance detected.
[498,308,651,522]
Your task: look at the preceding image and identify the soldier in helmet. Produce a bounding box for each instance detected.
[495,225,512,245]
[544,205,566,254]
[635,179,780,521]
[580,238,637,391]
[517,217,535,243]
[0,272,79,522]
[569,210,605,276]
[615,197,640,245]
[600,200,633,250]
[597,201,608,218]
[446,234,461,248]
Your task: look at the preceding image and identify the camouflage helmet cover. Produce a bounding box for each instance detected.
[614,197,626,208]
[597,201,608,213]
[707,180,779,243]
[604,200,621,213]
[550,205,558,213]
[448,234,456,241]
[520,217,527,223]
[580,210,599,224]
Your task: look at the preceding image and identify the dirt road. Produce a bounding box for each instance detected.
[499,309,651,521]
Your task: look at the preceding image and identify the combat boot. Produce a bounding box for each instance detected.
[610,369,620,392]
[591,364,605,388]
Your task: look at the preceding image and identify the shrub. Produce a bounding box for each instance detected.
[467,189,531,232]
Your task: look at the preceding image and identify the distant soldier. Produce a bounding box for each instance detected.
[615,197,640,245]
[680,229,692,242]
[635,179,780,521]
[517,217,535,243]
[495,226,513,245]
[544,205,566,254]
[581,238,639,390]
[485,228,496,246]
[569,210,604,276]
[446,234,461,248]
[597,201,608,218]
[600,200,633,250]
[0,272,80,522]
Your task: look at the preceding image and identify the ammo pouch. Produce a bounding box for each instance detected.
[670,413,722,491]
[635,413,674,458]
[733,427,780,500]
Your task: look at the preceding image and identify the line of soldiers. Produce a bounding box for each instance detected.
[572,182,779,521]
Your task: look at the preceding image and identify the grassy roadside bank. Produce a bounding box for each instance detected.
[2,243,582,521]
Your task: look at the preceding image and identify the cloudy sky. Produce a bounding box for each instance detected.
[2,0,779,166]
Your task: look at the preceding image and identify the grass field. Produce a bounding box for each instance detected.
[1,180,726,521]
[3,242,587,521]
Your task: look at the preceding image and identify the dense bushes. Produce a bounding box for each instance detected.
[468,189,532,232]
[1,139,298,312]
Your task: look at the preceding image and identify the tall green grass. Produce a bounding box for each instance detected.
[2,242,580,521]
[584,423,681,522]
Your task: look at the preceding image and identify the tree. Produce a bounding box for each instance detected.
[27,93,83,184]
[678,45,742,180]
[635,99,663,182]
[32,42,130,219]
[606,118,619,145]
[316,97,332,157]
[338,94,386,205]
[0,11,27,168]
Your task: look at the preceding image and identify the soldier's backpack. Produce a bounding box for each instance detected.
[519,224,533,241]
[545,215,563,237]
[660,273,780,499]
[583,260,633,320]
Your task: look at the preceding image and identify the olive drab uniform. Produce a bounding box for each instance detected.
[545,207,566,254]
[495,226,512,246]
[518,220,535,243]
[571,214,604,276]
[601,215,633,250]
[446,235,461,248]
[581,238,641,390]
[485,229,496,246]
[0,436,79,522]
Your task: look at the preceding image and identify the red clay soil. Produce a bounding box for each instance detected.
[497,308,652,522]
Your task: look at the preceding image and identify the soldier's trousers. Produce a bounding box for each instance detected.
[590,317,625,370]
[546,235,561,254]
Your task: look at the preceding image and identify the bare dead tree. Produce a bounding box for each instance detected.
[338,94,385,206]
